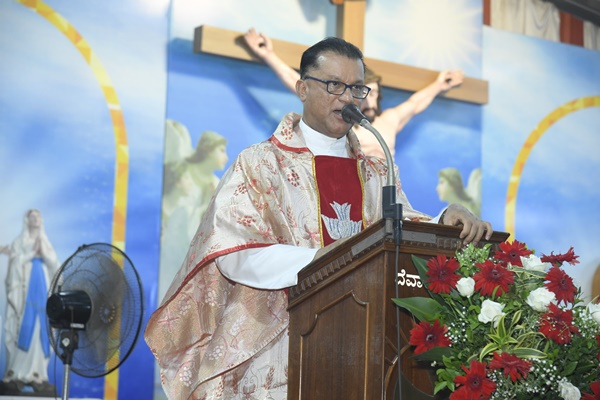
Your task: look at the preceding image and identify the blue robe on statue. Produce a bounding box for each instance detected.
[17,257,50,358]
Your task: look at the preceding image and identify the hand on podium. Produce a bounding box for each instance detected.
[439,203,492,246]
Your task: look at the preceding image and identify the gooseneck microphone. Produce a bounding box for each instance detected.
[341,104,402,226]
[342,103,404,399]
[341,104,394,187]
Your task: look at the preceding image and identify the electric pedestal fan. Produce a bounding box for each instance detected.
[45,243,144,400]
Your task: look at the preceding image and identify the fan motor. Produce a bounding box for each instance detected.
[46,290,92,330]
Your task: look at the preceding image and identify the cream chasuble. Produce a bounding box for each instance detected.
[145,112,430,399]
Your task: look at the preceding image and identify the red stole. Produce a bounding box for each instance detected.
[314,156,365,246]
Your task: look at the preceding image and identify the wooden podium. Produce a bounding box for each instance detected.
[287,219,509,400]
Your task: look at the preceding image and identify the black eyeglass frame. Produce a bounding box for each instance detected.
[303,75,371,99]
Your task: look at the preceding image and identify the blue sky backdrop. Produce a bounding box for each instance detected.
[1,1,598,399]
[483,27,600,293]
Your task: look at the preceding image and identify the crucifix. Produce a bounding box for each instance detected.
[193,0,488,104]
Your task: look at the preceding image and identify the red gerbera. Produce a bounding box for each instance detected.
[582,382,600,400]
[538,303,579,344]
[473,260,515,297]
[494,240,532,267]
[489,352,532,383]
[450,360,496,400]
[409,320,451,355]
[541,246,580,267]
[426,254,461,294]
[544,265,577,304]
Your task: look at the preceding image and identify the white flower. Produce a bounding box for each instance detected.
[456,277,475,297]
[521,254,550,272]
[558,379,581,400]
[478,299,505,328]
[587,302,600,324]
[526,287,556,312]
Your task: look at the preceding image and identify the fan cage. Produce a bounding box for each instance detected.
[47,243,144,378]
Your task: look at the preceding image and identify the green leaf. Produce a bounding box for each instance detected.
[479,342,499,360]
[413,346,454,362]
[496,315,507,339]
[434,381,449,395]
[442,355,461,370]
[512,348,547,359]
[515,331,544,348]
[574,363,595,374]
[392,297,443,323]
[488,333,503,343]
[509,310,522,329]
[563,361,578,376]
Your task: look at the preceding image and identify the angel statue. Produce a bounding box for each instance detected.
[436,167,482,217]
[158,120,228,301]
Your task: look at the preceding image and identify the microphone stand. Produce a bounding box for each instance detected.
[342,103,404,398]
[341,103,403,242]
[355,118,404,400]
[356,120,403,245]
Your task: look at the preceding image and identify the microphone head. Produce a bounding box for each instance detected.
[341,104,367,125]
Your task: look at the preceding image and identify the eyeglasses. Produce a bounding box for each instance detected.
[303,75,371,99]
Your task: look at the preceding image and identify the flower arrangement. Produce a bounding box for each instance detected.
[393,240,600,400]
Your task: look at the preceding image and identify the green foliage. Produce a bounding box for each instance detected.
[393,243,600,399]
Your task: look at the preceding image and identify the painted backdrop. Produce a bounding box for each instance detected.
[0,0,598,399]
[0,0,167,398]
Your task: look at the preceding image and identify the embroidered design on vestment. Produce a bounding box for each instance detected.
[321,202,362,240]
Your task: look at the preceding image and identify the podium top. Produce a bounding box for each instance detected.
[288,219,509,306]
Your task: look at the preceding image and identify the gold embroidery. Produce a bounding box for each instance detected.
[312,156,324,248]
[356,159,368,229]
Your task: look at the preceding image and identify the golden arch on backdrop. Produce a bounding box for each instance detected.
[15,1,129,399]
[505,96,600,240]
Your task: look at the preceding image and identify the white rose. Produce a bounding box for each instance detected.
[587,302,600,324]
[521,254,550,272]
[478,299,505,328]
[456,277,475,298]
[559,379,581,400]
[526,287,556,312]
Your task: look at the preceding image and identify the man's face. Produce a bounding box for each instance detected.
[361,81,379,123]
[296,52,364,139]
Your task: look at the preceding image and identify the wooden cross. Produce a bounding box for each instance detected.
[193,0,488,104]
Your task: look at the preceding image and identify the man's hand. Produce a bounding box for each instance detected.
[440,203,492,246]
[243,28,273,60]
[437,69,464,91]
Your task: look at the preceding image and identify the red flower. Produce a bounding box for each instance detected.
[473,260,515,297]
[544,265,577,304]
[409,320,451,355]
[538,303,579,344]
[450,360,496,400]
[582,381,600,400]
[541,246,580,267]
[489,352,532,383]
[426,254,460,294]
[596,335,600,360]
[494,240,532,267]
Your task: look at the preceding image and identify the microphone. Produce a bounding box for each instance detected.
[341,104,402,238]
[341,103,368,126]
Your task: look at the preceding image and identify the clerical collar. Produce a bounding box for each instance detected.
[300,118,348,158]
